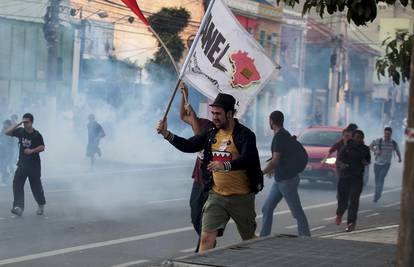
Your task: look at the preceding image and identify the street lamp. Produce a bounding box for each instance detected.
[114,15,135,24]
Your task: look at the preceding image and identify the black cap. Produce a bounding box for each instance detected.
[209,93,236,111]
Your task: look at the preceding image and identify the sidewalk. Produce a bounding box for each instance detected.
[161,225,398,267]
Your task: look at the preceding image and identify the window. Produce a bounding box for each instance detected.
[259,30,266,47]
[271,33,278,61]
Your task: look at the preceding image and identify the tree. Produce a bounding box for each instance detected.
[145,7,190,79]
[274,1,413,267]
[377,33,413,85]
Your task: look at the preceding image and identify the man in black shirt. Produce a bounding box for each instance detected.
[86,114,105,170]
[335,130,371,232]
[5,113,46,216]
[260,111,310,237]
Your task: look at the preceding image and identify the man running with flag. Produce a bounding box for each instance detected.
[157,93,263,252]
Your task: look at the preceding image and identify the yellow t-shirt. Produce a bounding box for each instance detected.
[211,129,250,196]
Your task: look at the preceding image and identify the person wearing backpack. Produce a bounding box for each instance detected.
[260,111,311,237]
[369,127,402,203]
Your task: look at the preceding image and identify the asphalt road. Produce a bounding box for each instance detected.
[0,159,403,267]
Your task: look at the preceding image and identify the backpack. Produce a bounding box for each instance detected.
[278,135,309,180]
[289,136,309,175]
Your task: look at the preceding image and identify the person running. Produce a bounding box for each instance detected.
[369,127,401,203]
[335,130,371,232]
[86,114,105,170]
[0,120,15,186]
[4,113,46,216]
[157,93,263,252]
[179,82,210,252]
[260,111,311,237]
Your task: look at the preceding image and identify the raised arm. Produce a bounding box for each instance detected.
[5,121,23,136]
[157,119,207,153]
[179,82,205,135]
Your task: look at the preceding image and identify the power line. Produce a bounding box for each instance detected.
[79,0,202,27]
[62,1,201,36]
[97,0,202,25]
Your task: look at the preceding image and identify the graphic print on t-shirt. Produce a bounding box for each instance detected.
[22,138,31,148]
[211,130,250,196]
[212,140,233,162]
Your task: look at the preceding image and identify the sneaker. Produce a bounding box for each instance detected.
[36,205,45,215]
[345,223,355,232]
[11,206,23,217]
[335,215,342,225]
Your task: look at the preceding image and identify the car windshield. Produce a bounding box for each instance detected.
[298,130,342,147]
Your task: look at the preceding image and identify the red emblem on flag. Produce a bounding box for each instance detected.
[229,51,261,88]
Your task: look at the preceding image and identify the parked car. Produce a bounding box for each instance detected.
[298,126,369,186]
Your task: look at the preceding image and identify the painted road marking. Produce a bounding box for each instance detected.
[323,216,337,221]
[310,226,326,232]
[383,202,400,208]
[365,213,380,218]
[359,209,373,214]
[0,227,193,266]
[180,248,196,253]
[148,198,187,204]
[0,187,401,265]
[110,259,149,267]
[322,224,399,238]
[285,224,297,229]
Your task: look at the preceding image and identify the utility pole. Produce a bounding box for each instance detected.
[396,41,414,267]
[44,0,61,97]
[43,0,61,130]
[328,15,343,126]
[71,8,83,106]
[328,35,342,126]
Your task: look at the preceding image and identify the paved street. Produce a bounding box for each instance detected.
[0,159,403,267]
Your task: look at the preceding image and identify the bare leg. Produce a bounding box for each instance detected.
[199,231,218,252]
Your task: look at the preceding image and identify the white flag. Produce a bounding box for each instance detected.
[180,0,277,117]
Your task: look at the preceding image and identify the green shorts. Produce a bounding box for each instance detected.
[202,191,257,240]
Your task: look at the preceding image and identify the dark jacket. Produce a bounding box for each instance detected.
[337,140,371,179]
[168,119,264,194]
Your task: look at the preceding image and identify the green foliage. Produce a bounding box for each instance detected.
[377,34,413,85]
[277,0,413,26]
[149,7,190,36]
[145,7,190,79]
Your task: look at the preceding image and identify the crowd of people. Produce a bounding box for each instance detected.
[157,82,403,252]
[0,81,403,253]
